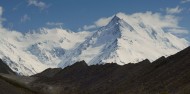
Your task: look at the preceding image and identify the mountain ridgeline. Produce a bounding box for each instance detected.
[31,46,190,94]
[0,46,189,94]
[0,15,189,75]
[0,59,15,75]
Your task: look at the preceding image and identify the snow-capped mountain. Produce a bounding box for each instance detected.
[0,28,92,75]
[0,15,189,75]
[59,15,189,67]
[21,28,91,66]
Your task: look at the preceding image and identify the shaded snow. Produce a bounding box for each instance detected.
[0,28,92,75]
[0,16,189,75]
[59,15,189,67]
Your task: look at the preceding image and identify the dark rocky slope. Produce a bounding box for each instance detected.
[0,59,16,75]
[31,46,190,94]
[0,46,189,94]
[0,59,36,94]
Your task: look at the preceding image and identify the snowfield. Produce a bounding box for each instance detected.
[0,15,189,75]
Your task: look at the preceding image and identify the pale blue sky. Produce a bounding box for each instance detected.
[0,0,189,40]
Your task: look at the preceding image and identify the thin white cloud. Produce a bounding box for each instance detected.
[28,0,48,10]
[166,6,183,14]
[82,25,96,30]
[46,22,63,27]
[95,17,113,27]
[118,12,188,35]
[181,0,190,3]
[82,10,182,31]
[82,11,189,35]
[82,17,113,30]
[124,12,179,28]
[21,14,31,23]
[168,28,189,34]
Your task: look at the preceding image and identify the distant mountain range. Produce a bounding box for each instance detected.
[0,46,189,94]
[0,15,189,75]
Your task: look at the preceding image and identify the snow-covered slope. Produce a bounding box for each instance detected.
[0,28,92,75]
[0,15,189,75]
[21,28,91,66]
[0,30,46,75]
[59,15,189,67]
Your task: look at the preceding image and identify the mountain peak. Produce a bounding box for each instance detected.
[107,15,121,26]
[106,15,134,32]
[112,15,121,22]
[72,60,88,68]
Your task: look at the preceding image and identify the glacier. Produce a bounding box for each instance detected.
[0,15,189,75]
[59,15,189,67]
[0,28,92,75]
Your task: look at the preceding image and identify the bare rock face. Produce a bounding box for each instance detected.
[0,59,36,94]
[0,15,188,76]
[0,59,15,75]
[30,46,190,94]
[0,46,190,94]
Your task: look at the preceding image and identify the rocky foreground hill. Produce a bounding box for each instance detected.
[0,46,190,94]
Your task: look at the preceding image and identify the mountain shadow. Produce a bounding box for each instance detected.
[29,46,190,94]
[0,59,36,94]
[0,59,16,75]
